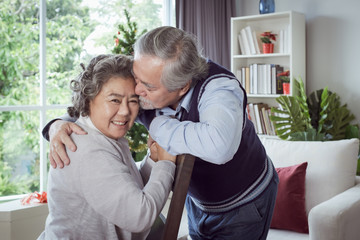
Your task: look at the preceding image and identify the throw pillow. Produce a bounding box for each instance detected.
[270,162,308,233]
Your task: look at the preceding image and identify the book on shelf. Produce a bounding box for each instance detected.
[248,63,273,95]
[245,26,257,55]
[265,64,272,94]
[240,28,251,55]
[257,64,270,94]
[252,30,261,54]
[238,26,260,55]
[274,65,284,94]
[256,64,264,94]
[234,68,251,91]
[270,64,276,94]
[249,64,253,93]
[237,34,246,55]
[247,103,276,136]
[252,63,258,94]
[277,26,289,53]
[257,103,268,134]
[239,63,287,96]
[244,67,250,94]
[235,66,250,94]
[261,106,274,135]
[247,103,258,133]
[266,108,276,135]
[253,103,263,134]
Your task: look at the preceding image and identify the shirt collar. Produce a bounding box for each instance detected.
[156,86,194,117]
[180,86,194,113]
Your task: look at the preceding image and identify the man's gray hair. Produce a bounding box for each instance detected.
[133,26,209,91]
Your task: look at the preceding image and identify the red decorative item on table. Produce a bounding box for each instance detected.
[21,191,47,205]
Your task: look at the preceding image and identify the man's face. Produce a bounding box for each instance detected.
[133,55,189,110]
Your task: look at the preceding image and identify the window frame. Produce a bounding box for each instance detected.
[0,0,174,202]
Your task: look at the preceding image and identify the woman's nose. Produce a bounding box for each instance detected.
[118,102,130,116]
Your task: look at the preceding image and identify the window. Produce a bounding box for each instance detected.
[0,0,175,201]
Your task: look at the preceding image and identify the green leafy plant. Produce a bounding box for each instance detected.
[270,78,356,141]
[112,9,148,162]
[270,78,360,174]
[0,0,92,197]
[0,161,33,196]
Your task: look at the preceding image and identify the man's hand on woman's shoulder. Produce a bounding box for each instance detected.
[48,120,87,168]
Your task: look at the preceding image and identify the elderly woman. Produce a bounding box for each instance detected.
[38,54,176,240]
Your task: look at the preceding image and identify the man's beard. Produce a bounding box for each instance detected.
[139,96,156,110]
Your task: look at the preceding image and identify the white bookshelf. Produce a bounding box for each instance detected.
[231,11,306,103]
[231,11,306,137]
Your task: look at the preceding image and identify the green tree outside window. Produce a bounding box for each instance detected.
[0,0,163,198]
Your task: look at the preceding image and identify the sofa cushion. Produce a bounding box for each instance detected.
[271,162,308,233]
[260,138,359,214]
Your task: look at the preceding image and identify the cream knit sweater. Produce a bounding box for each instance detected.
[38,116,175,240]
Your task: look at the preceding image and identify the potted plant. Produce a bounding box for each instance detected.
[269,78,360,174]
[260,31,276,53]
[277,70,290,95]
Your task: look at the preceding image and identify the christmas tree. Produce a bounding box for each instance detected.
[112,9,148,161]
[113,9,146,55]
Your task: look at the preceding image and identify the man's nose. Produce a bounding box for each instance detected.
[135,82,146,96]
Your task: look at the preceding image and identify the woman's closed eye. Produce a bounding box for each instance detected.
[129,98,139,104]
[110,98,122,104]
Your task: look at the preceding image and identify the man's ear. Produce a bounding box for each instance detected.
[179,81,191,97]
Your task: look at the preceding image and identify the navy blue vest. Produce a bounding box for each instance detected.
[139,61,267,203]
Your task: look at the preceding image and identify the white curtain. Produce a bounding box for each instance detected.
[176,0,236,70]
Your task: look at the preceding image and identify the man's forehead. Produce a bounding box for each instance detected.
[134,55,164,64]
[133,58,164,85]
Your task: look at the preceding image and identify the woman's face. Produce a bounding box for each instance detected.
[89,76,139,140]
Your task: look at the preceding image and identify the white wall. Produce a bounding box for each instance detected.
[239,0,360,124]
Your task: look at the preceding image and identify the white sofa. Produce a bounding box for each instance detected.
[261,137,360,240]
[174,138,360,240]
